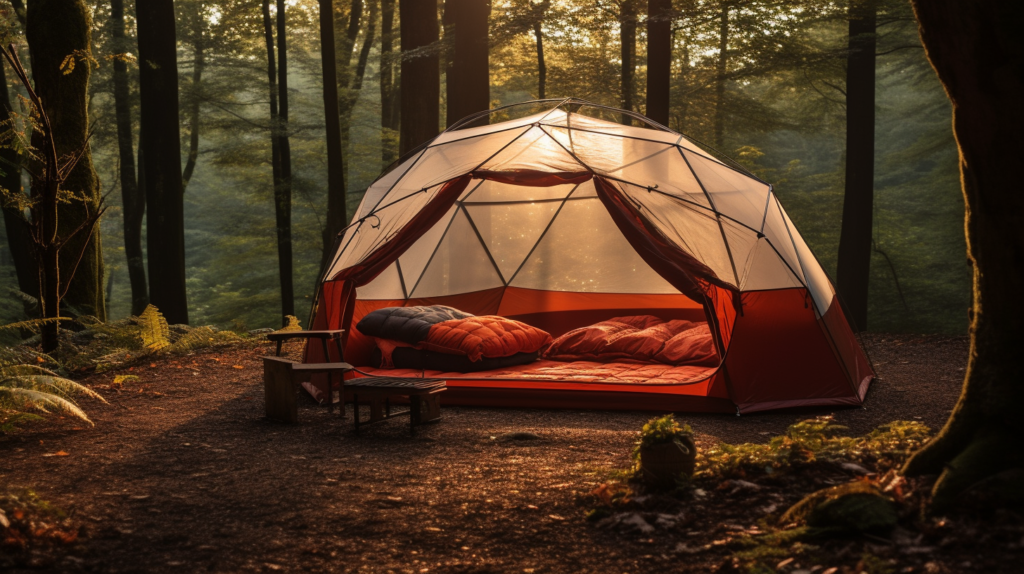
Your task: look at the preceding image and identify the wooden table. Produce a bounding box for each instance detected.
[262,357,354,422]
[346,377,447,435]
[266,329,345,362]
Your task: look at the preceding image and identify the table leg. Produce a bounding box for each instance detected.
[353,394,360,435]
[275,340,283,356]
[321,339,333,413]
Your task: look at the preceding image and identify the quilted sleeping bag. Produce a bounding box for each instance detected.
[356,306,552,362]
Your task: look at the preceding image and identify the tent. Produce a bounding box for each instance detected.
[306,99,873,414]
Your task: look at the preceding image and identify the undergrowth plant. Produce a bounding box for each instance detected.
[697,416,932,478]
[0,347,105,431]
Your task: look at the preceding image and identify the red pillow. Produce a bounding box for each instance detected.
[417,316,552,362]
[543,316,718,366]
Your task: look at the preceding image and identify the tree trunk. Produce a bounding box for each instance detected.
[533,18,545,99]
[264,0,295,322]
[111,0,148,316]
[181,11,205,192]
[445,0,490,128]
[137,0,189,325]
[619,0,636,124]
[901,0,1024,512]
[26,0,106,320]
[337,0,366,180]
[352,0,378,94]
[320,0,348,266]
[645,0,671,126]
[835,0,876,332]
[399,0,440,155]
[713,1,729,148]
[0,58,37,302]
[380,0,399,165]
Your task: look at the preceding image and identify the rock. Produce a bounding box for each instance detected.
[248,328,275,336]
[781,482,897,533]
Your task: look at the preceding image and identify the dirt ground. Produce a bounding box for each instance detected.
[0,334,1000,573]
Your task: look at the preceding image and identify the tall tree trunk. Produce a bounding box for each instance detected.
[380,0,399,165]
[263,0,295,322]
[111,0,148,316]
[533,18,545,99]
[320,0,347,266]
[835,0,877,332]
[902,1,1024,512]
[619,0,636,124]
[26,0,106,320]
[645,0,671,126]
[337,0,365,179]
[0,59,36,302]
[352,0,377,94]
[181,9,205,192]
[399,0,440,155]
[713,1,729,148]
[445,0,490,128]
[137,0,189,324]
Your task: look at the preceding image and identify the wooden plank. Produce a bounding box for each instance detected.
[291,362,354,372]
[263,357,298,423]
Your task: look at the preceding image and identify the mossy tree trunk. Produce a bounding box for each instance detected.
[26,0,105,321]
[902,1,1024,512]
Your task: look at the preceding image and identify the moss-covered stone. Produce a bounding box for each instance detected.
[781,482,897,533]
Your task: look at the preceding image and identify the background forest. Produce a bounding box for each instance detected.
[0,0,967,336]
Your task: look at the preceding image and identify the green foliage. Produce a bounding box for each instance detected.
[631,414,694,460]
[698,417,931,478]
[0,346,106,429]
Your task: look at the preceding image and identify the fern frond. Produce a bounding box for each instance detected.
[0,317,68,334]
[0,387,93,425]
[138,305,170,351]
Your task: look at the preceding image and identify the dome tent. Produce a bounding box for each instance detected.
[306,99,873,414]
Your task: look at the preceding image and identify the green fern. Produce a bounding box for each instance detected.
[138,305,170,351]
[0,362,106,427]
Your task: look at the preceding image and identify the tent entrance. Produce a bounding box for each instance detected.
[348,178,727,371]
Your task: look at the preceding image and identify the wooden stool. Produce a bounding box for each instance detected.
[262,357,353,423]
[345,377,446,435]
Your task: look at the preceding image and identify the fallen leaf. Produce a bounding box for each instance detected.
[150,363,157,368]
[42,451,70,457]
[548,514,566,521]
[232,365,244,369]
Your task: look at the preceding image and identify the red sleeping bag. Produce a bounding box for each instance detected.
[542,315,719,367]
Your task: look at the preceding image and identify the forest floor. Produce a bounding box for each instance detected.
[2,334,1022,573]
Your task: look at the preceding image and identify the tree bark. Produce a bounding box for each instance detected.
[110,0,148,316]
[645,0,671,126]
[137,0,189,324]
[26,0,106,320]
[619,0,636,124]
[901,1,1024,512]
[835,0,876,332]
[181,8,205,192]
[0,58,36,302]
[713,1,729,148]
[532,17,545,99]
[380,0,399,165]
[445,0,490,128]
[320,0,348,266]
[399,0,440,155]
[262,0,295,322]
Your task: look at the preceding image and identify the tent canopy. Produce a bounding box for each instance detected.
[309,99,874,414]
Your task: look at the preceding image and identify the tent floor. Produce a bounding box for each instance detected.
[347,360,731,412]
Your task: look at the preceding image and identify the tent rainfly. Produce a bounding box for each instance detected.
[306,99,874,414]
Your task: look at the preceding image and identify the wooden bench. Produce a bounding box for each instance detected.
[346,377,447,435]
[262,356,353,423]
